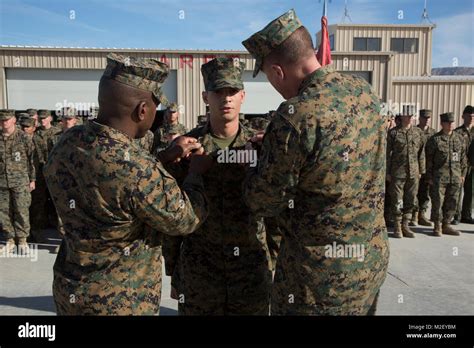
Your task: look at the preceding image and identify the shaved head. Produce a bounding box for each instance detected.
[97,77,159,138]
[265,26,315,68]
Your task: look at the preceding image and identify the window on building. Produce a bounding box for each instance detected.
[391,38,419,53]
[329,34,335,51]
[353,38,381,51]
[341,71,372,85]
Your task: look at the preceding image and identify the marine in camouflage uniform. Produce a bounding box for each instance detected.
[0,110,36,254]
[134,129,155,154]
[242,9,389,315]
[18,114,45,241]
[152,103,187,154]
[386,113,425,238]
[162,57,272,315]
[43,53,209,315]
[425,112,467,236]
[453,105,474,224]
[412,109,436,226]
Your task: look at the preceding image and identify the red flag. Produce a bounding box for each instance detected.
[316,1,332,66]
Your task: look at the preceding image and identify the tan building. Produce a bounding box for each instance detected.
[317,23,474,127]
[1,23,473,129]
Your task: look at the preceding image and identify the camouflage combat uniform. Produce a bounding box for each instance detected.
[454,123,473,221]
[413,109,436,225]
[162,58,271,315]
[0,110,35,242]
[386,123,425,237]
[43,53,208,315]
[242,10,389,315]
[425,113,467,236]
[134,130,155,154]
[152,123,187,154]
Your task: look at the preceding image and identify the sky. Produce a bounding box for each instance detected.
[0,0,473,68]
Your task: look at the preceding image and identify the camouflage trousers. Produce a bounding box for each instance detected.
[264,217,283,272]
[414,174,431,214]
[0,185,31,239]
[455,167,472,219]
[176,244,271,315]
[30,174,50,232]
[389,177,419,221]
[430,181,462,223]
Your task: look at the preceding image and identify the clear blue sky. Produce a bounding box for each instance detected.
[0,0,473,68]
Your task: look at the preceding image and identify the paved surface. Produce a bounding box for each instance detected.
[1,223,473,316]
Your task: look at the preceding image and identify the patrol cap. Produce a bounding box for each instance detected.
[201,57,245,91]
[18,114,36,127]
[242,9,303,77]
[167,103,178,113]
[0,109,15,120]
[26,108,38,116]
[102,53,170,106]
[440,112,455,123]
[419,109,432,118]
[38,109,52,118]
[463,105,473,114]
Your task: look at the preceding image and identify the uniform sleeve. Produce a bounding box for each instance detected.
[386,131,393,175]
[243,112,306,217]
[425,137,434,182]
[418,132,426,175]
[132,161,208,236]
[25,135,36,182]
[460,137,467,176]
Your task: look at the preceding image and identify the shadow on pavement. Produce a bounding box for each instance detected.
[0,295,56,313]
[159,306,178,315]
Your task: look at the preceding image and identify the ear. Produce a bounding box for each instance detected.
[271,64,285,80]
[239,90,246,104]
[202,91,209,105]
[137,101,148,121]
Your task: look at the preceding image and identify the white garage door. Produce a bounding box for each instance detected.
[6,68,177,111]
[241,71,284,114]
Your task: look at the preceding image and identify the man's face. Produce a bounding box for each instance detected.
[204,87,245,123]
[61,117,77,130]
[40,116,52,128]
[400,115,412,127]
[441,121,454,132]
[0,117,16,132]
[137,96,158,138]
[419,116,430,127]
[22,125,36,135]
[32,114,39,127]
[167,111,179,124]
[463,113,473,127]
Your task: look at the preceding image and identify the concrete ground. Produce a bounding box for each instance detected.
[1,223,473,316]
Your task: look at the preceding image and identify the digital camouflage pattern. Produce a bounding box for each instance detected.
[415,124,436,214]
[243,65,389,315]
[201,57,245,91]
[162,122,272,315]
[134,130,154,154]
[426,130,467,223]
[242,9,302,77]
[386,125,425,220]
[151,123,187,155]
[43,121,208,315]
[0,124,35,239]
[103,53,170,106]
[454,124,473,219]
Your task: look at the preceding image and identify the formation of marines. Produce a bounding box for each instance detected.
[0,8,472,316]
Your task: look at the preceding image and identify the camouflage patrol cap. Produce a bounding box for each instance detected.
[463,105,473,114]
[26,108,38,116]
[167,103,178,113]
[103,53,170,106]
[419,109,432,118]
[0,109,15,120]
[18,113,35,127]
[242,9,302,77]
[38,109,52,118]
[201,57,245,91]
[440,112,455,123]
